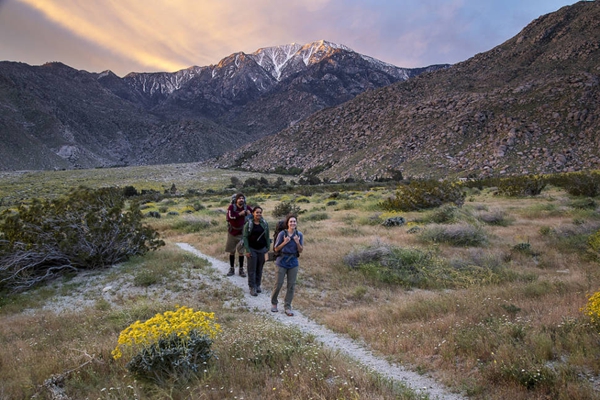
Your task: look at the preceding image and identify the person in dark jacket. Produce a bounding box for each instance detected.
[225,193,252,277]
[242,206,270,296]
[270,214,303,316]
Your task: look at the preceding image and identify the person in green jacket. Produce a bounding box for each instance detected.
[242,206,270,296]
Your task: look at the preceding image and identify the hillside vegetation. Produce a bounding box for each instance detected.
[1,165,600,399]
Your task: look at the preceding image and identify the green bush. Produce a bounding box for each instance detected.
[172,217,217,233]
[302,212,329,222]
[569,197,597,210]
[0,187,164,292]
[428,205,460,224]
[476,210,511,226]
[126,330,214,385]
[344,242,503,288]
[496,175,547,197]
[418,223,488,247]
[549,171,600,197]
[272,201,302,218]
[379,179,465,211]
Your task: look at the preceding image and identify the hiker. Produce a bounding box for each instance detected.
[226,193,253,277]
[270,214,303,316]
[242,206,270,296]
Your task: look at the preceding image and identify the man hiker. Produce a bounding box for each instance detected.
[225,193,252,277]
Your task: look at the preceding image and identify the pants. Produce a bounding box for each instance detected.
[247,248,266,289]
[270,266,298,310]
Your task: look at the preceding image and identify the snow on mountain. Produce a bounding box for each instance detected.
[248,40,379,81]
[123,65,205,96]
[117,40,418,99]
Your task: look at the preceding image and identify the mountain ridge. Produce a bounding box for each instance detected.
[212,1,600,181]
[0,40,444,171]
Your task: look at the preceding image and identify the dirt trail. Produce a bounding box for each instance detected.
[177,243,465,400]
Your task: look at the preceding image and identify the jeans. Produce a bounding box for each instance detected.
[247,247,266,289]
[270,266,298,310]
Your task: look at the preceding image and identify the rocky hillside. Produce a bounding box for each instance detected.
[213,1,600,181]
[0,41,443,171]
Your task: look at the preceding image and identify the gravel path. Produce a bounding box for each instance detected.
[177,243,465,400]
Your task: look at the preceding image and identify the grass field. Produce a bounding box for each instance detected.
[1,164,600,399]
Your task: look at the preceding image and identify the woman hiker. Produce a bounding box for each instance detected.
[242,206,270,296]
[271,214,303,316]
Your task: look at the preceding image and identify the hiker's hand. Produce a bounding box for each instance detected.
[246,252,251,258]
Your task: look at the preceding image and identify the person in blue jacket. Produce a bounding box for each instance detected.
[270,214,303,316]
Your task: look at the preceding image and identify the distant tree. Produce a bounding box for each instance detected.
[0,187,164,292]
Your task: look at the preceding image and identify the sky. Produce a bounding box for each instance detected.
[0,0,579,77]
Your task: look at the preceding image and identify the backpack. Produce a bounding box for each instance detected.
[272,220,300,259]
[226,195,251,232]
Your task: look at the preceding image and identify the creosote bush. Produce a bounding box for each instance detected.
[379,179,465,211]
[0,187,164,292]
[418,223,488,247]
[272,201,302,218]
[495,175,547,197]
[549,171,600,197]
[344,242,503,288]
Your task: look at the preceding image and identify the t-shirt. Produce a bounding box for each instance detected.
[274,230,303,269]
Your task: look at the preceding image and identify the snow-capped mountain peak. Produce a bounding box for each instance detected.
[248,40,355,81]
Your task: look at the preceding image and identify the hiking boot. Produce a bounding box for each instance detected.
[256,286,262,293]
[226,267,235,276]
[250,287,257,296]
[239,267,246,277]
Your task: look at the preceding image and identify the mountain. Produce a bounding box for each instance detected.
[0,41,443,171]
[213,1,600,181]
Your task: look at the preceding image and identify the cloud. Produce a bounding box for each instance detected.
[0,0,578,76]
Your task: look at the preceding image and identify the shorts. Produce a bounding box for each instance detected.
[225,233,244,254]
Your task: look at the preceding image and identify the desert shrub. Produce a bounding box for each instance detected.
[302,212,329,222]
[272,201,302,218]
[428,204,460,224]
[295,196,311,203]
[418,223,488,247]
[476,209,511,226]
[569,197,597,210]
[0,187,164,292]
[495,175,547,197]
[550,171,600,197]
[583,290,600,328]
[588,229,600,261]
[172,216,217,233]
[191,202,206,211]
[344,242,503,288]
[379,179,465,211]
[112,306,221,385]
[123,185,139,197]
[382,216,406,227]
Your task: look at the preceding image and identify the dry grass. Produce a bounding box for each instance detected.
[1,166,600,399]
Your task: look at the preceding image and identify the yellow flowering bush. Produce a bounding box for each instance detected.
[583,291,600,326]
[588,229,600,261]
[112,306,220,360]
[112,306,221,384]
